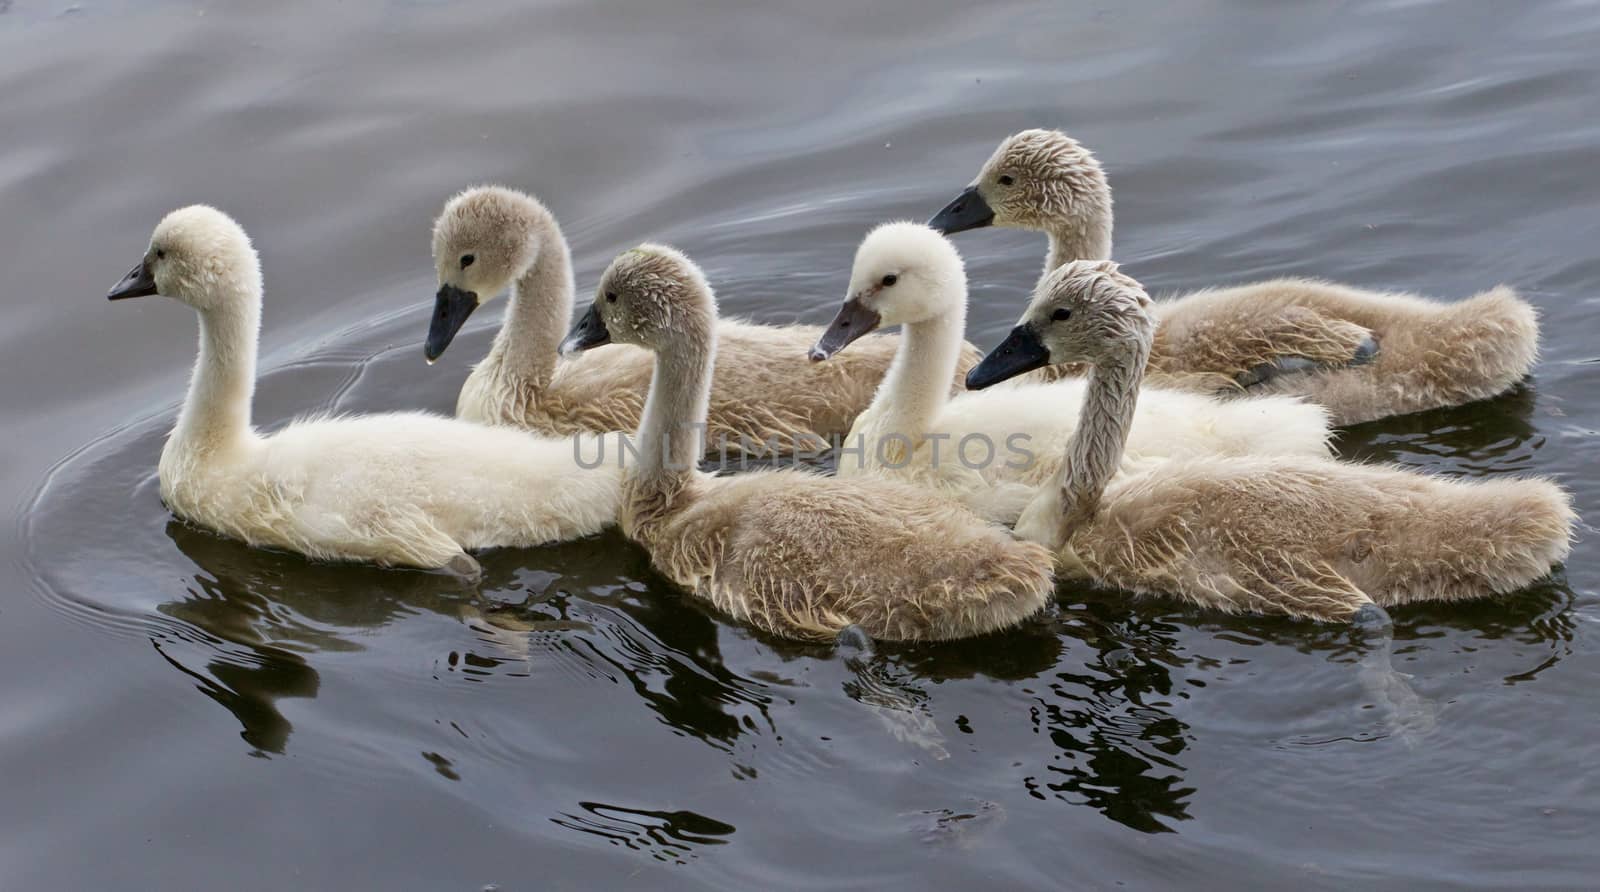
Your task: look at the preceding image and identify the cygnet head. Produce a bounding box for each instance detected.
[559,244,716,357]
[107,205,262,313]
[927,129,1110,236]
[426,185,554,361]
[808,222,965,362]
[966,260,1153,390]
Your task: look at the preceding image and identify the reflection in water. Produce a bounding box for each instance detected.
[916,580,1575,835]
[1396,576,1580,687]
[550,802,736,865]
[843,646,952,760]
[421,751,461,781]
[851,606,1194,835]
[1355,631,1438,747]
[150,634,317,756]
[582,577,780,752]
[156,519,478,753]
[1028,602,1195,834]
[1336,381,1542,471]
[840,620,1066,763]
[156,513,789,760]
[903,799,1008,852]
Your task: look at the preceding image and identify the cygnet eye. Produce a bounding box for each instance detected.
[460,254,475,269]
[155,248,166,260]
[881,274,898,287]
[997,174,1015,186]
[1051,307,1072,321]
[605,291,618,303]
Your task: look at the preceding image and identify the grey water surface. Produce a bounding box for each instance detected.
[2,0,1598,888]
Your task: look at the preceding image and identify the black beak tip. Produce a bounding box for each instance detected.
[560,302,613,354]
[424,286,480,363]
[966,324,1049,390]
[812,298,881,363]
[928,186,995,236]
[107,261,159,301]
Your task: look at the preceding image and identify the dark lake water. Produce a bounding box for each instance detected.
[4,0,1598,887]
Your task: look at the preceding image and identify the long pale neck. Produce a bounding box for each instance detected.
[1043,204,1114,272]
[486,234,575,386]
[633,333,715,489]
[172,300,259,454]
[868,306,965,443]
[1054,336,1148,538]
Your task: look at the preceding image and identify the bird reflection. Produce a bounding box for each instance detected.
[156,519,485,754]
[560,551,787,750]
[549,801,735,865]
[152,509,1576,830]
[157,518,789,757]
[1400,575,1576,646]
[839,618,1066,760]
[1189,570,1577,687]
[1335,379,1541,471]
[149,633,315,756]
[1025,599,1196,833]
[822,604,1197,833]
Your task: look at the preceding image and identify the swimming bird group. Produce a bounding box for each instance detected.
[106,129,1574,643]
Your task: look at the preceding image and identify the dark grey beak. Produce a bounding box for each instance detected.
[808,297,883,362]
[107,259,158,301]
[927,185,995,235]
[559,302,611,355]
[425,284,480,362]
[966,323,1049,390]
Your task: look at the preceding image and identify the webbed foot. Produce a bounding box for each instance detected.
[835,624,875,657]
[1351,606,1439,746]
[1236,335,1382,389]
[1351,602,1393,636]
[1349,334,1380,366]
[442,552,483,585]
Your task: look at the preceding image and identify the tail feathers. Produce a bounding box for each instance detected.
[1299,284,1541,425]
[1476,477,1576,582]
[1380,476,1574,605]
[1415,285,1540,403]
[965,539,1055,635]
